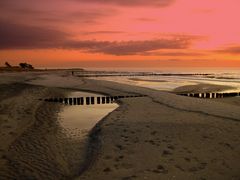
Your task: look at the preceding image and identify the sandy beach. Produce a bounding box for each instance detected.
[0,71,239,180]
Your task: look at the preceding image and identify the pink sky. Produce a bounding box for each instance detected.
[0,0,240,68]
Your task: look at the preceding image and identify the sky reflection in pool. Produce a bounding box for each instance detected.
[58,91,118,137]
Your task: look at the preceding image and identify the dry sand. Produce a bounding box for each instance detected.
[0,71,239,180]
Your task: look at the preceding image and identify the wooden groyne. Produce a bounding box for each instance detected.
[76,73,212,78]
[40,95,147,105]
[178,92,240,99]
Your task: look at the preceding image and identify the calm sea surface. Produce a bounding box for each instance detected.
[85,68,240,92]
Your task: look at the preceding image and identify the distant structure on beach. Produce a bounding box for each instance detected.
[0,62,35,71]
[19,62,34,69]
[5,62,12,68]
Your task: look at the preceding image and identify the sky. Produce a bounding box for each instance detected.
[0,0,240,68]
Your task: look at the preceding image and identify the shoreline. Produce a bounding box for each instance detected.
[0,71,240,179]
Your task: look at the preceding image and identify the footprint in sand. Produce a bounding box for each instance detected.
[162,150,173,156]
[219,142,234,150]
[103,167,112,173]
[148,140,156,145]
[3,125,12,129]
[115,155,124,162]
[122,175,137,180]
[167,145,175,150]
[104,155,112,160]
[116,144,124,150]
[184,157,191,162]
[152,165,168,174]
[175,164,185,172]
[9,131,17,136]
[133,138,139,143]
[151,131,157,135]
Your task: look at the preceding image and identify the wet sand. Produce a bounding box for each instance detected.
[129,78,168,83]
[0,71,239,180]
[173,83,236,93]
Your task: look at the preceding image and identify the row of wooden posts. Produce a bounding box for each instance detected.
[41,95,146,105]
[41,92,239,106]
[179,92,240,99]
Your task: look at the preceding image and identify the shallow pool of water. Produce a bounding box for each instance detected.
[58,91,118,137]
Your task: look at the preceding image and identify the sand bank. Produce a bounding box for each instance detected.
[128,78,168,83]
[173,83,236,93]
[0,71,239,180]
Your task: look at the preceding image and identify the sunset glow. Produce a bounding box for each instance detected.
[0,0,240,68]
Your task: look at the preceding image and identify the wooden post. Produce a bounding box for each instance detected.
[110,96,114,102]
[91,97,95,104]
[80,97,84,105]
[212,93,216,98]
[230,92,238,97]
[59,98,63,103]
[73,98,77,105]
[69,98,73,105]
[102,97,106,104]
[64,98,68,104]
[106,96,110,104]
[86,97,90,105]
[97,97,101,104]
[194,93,199,98]
[206,93,210,98]
[203,93,207,98]
[77,98,81,105]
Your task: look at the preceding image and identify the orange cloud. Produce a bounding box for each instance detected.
[217,46,240,54]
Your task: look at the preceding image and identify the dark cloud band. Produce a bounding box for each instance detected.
[0,20,195,55]
[217,46,240,54]
[74,0,175,7]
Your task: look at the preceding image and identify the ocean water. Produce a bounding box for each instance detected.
[81,68,240,92]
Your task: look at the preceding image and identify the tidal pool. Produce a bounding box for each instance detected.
[58,91,118,137]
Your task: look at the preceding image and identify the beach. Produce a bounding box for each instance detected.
[0,71,239,180]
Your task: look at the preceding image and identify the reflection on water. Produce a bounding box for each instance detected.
[58,91,118,137]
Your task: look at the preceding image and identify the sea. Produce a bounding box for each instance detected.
[80,67,240,92]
